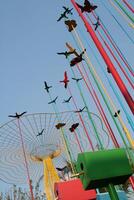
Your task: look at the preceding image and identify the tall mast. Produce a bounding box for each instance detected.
[71,0,134,114]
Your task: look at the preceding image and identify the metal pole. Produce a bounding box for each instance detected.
[107,184,120,200]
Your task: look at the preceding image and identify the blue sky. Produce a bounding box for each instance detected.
[0,0,133,192]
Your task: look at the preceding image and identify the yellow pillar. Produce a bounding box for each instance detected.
[43,157,60,200]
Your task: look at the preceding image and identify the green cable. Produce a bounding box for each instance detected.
[65,103,86,152]
[70,29,134,161]
[84,54,134,161]
[86,35,134,132]
[48,92,76,173]
[78,15,134,132]
[77,27,134,164]
[67,57,104,149]
[113,0,134,23]
[70,29,134,163]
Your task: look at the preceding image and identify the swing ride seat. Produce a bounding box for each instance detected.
[54,179,96,200]
[76,148,133,189]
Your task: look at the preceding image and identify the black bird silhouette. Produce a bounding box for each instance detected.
[69,123,79,132]
[56,166,70,173]
[74,107,86,113]
[93,16,100,31]
[8,112,27,119]
[57,12,68,22]
[57,50,76,59]
[36,129,44,137]
[63,96,72,103]
[56,159,72,180]
[44,81,52,93]
[55,123,66,129]
[114,110,120,117]
[64,20,77,32]
[70,49,86,67]
[63,6,73,15]
[56,160,72,172]
[48,96,58,104]
[76,0,97,13]
[57,7,73,22]
[72,77,83,82]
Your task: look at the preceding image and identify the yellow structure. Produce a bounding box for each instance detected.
[31,148,61,200]
[43,157,60,200]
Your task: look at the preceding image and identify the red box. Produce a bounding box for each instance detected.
[54,179,96,200]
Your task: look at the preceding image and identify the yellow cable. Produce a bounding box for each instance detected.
[72,27,134,148]
[129,23,134,29]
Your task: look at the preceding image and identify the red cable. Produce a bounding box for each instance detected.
[129,176,134,190]
[88,16,134,89]
[73,130,83,153]
[68,85,95,151]
[122,0,134,13]
[78,64,134,190]
[78,63,119,148]
[71,0,134,114]
[17,119,34,200]
[92,12,134,77]
[103,38,134,89]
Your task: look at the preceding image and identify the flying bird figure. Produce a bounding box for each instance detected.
[56,160,72,173]
[66,42,85,66]
[56,165,71,176]
[36,129,44,137]
[74,107,86,113]
[57,11,68,22]
[64,20,77,32]
[69,123,79,132]
[60,71,69,88]
[70,49,86,67]
[114,110,120,117]
[48,96,58,104]
[44,81,52,93]
[57,6,73,22]
[57,50,76,59]
[72,77,83,82]
[56,162,72,180]
[55,123,66,129]
[76,0,97,13]
[66,42,79,57]
[63,6,73,15]
[8,112,27,119]
[63,96,72,103]
[93,16,100,31]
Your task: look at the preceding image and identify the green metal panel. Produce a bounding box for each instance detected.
[76,148,133,189]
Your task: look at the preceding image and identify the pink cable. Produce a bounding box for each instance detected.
[73,130,83,152]
[68,85,95,151]
[90,17,134,89]
[92,12,134,77]
[122,0,134,13]
[77,63,119,148]
[17,119,34,200]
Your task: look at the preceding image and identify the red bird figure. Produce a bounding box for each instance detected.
[60,71,69,88]
[69,123,79,132]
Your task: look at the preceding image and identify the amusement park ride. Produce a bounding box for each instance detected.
[0,0,134,200]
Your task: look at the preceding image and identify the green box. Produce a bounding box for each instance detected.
[76,148,133,189]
